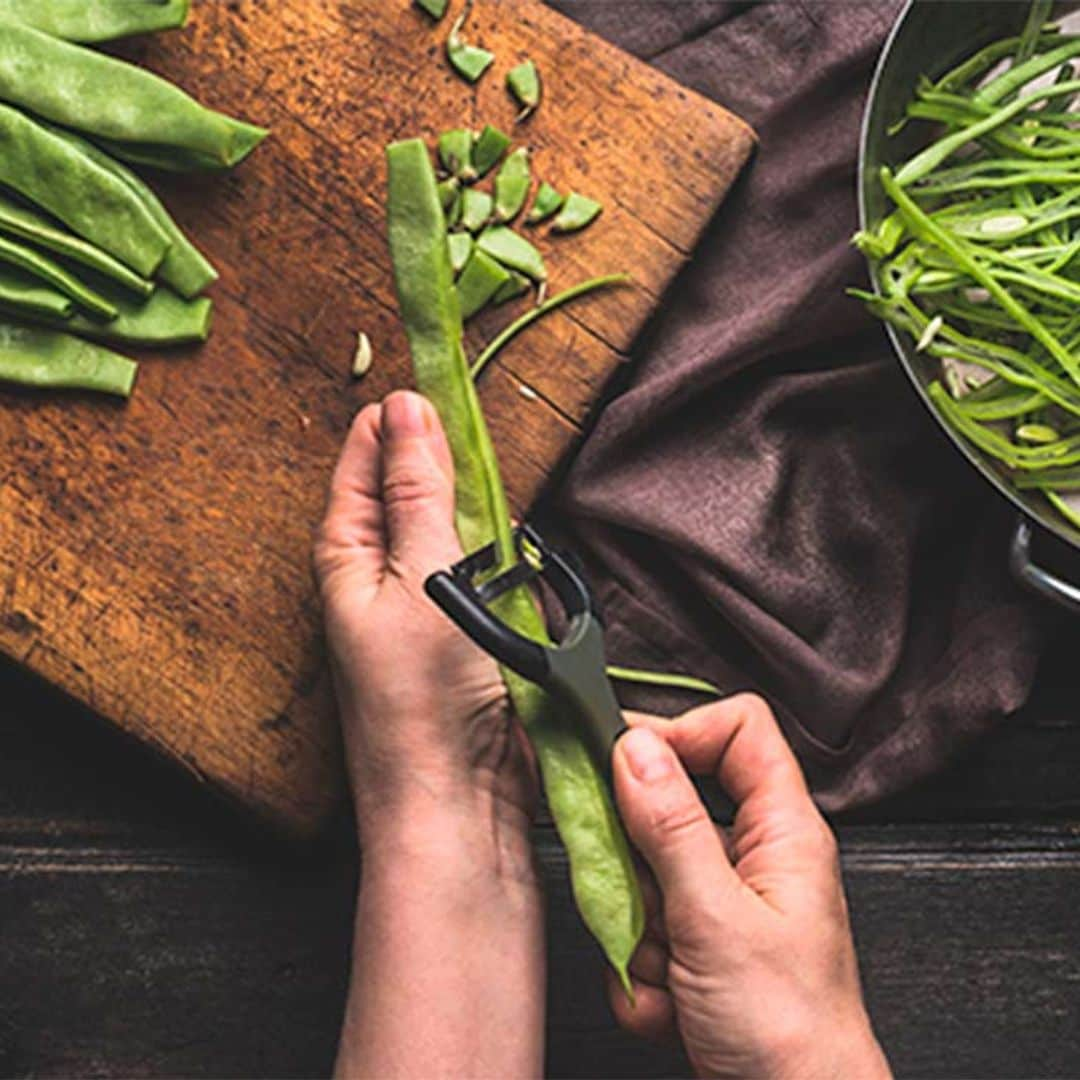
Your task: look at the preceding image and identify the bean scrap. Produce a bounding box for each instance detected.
[477,226,547,282]
[446,6,494,84]
[493,146,530,223]
[553,192,602,233]
[471,123,510,178]
[527,181,563,224]
[507,60,541,121]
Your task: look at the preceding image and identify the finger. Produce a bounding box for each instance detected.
[613,727,741,912]
[636,694,822,839]
[315,403,386,589]
[379,391,462,578]
[605,969,677,1044]
[629,936,669,987]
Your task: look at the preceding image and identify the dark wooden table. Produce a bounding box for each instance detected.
[2,629,1078,1079]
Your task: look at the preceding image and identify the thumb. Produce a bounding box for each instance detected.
[614,727,739,913]
[380,390,462,576]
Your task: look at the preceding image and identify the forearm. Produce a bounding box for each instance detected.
[335,816,545,1080]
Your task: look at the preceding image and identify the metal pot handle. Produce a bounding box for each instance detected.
[1009,518,1080,612]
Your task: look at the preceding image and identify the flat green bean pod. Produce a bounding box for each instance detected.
[0,0,189,42]
[0,320,136,396]
[448,232,473,275]
[386,137,643,994]
[507,60,541,120]
[0,233,117,319]
[0,20,268,171]
[477,226,547,281]
[552,192,603,234]
[413,0,448,19]
[460,188,493,234]
[494,147,530,223]
[446,7,494,83]
[45,123,218,298]
[0,264,74,319]
[527,181,564,224]
[456,249,510,319]
[438,129,476,182]
[491,270,530,305]
[0,191,153,297]
[472,124,511,178]
[12,284,212,346]
[0,103,171,276]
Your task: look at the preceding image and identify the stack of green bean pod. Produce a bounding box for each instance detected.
[854,6,1080,531]
[0,1,266,397]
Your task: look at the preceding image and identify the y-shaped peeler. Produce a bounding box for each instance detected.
[424,524,627,773]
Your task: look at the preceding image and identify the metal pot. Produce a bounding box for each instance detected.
[858,0,1080,611]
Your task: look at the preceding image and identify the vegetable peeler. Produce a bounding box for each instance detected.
[424,524,627,773]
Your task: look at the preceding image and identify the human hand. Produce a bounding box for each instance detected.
[608,695,889,1080]
[314,391,537,871]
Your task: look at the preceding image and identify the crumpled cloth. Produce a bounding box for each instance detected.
[548,0,1055,810]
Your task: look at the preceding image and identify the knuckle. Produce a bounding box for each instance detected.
[646,790,708,845]
[730,691,776,729]
[381,467,441,510]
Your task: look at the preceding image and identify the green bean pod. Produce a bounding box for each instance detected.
[471,124,511,178]
[385,137,643,994]
[476,226,547,281]
[44,122,218,298]
[438,129,476,182]
[0,0,189,42]
[456,249,509,319]
[0,264,74,319]
[527,181,564,225]
[0,232,117,319]
[491,270,530,305]
[494,147,530,223]
[460,188,493,234]
[448,232,473,276]
[0,191,153,297]
[446,8,494,83]
[0,20,268,171]
[0,321,136,396]
[552,192,603,234]
[10,285,212,346]
[413,0,448,19]
[0,103,171,276]
[506,60,541,119]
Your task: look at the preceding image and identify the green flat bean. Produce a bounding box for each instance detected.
[414,0,448,19]
[448,232,473,275]
[0,0,189,42]
[9,284,212,346]
[0,321,136,396]
[494,147,530,223]
[476,226,547,281]
[386,137,643,994]
[456,249,510,319]
[45,123,217,297]
[0,191,153,297]
[0,233,117,319]
[438,129,476,182]
[0,264,74,319]
[492,270,530,305]
[460,188,493,234]
[527,181,564,224]
[507,60,541,120]
[0,20,267,171]
[472,273,631,378]
[552,192,602,234]
[0,103,170,276]
[446,8,494,84]
[471,124,510,178]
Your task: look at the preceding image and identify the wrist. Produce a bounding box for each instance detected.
[765,1015,889,1080]
[359,798,540,896]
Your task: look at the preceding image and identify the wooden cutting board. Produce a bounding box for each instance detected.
[0,0,754,836]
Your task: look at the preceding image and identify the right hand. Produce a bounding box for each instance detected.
[608,694,890,1080]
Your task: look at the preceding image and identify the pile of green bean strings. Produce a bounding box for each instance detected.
[855,3,1080,531]
[0,0,265,398]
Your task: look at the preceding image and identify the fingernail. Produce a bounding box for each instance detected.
[383,391,430,438]
[620,728,673,784]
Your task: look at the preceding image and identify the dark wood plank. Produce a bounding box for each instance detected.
[1,824,1078,1079]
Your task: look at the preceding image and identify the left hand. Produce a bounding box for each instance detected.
[314,390,538,865]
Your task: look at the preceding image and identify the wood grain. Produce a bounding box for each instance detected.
[1,823,1079,1078]
[0,0,754,835]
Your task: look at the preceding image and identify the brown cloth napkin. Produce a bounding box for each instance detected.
[547,1,1055,810]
